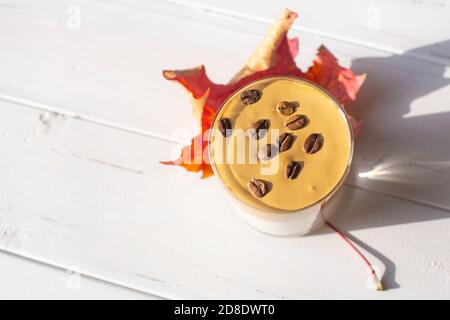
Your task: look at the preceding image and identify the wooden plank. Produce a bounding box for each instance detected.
[162,0,450,65]
[1,100,449,299]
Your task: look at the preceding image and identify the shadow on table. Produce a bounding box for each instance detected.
[349,40,450,217]
[314,41,450,290]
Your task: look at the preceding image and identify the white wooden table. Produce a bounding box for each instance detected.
[1,0,450,299]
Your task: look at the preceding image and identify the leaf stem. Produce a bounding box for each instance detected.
[325,220,383,291]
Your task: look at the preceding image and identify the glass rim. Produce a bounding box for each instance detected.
[208,75,355,214]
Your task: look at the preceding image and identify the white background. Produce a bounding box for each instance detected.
[0,0,449,299]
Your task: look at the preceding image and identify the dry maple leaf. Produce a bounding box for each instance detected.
[161,9,365,178]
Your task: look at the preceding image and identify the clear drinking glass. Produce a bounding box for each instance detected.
[209,76,354,236]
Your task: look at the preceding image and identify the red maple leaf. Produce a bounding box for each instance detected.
[161,9,365,178]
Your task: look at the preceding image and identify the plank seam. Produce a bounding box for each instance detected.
[0,93,190,145]
[344,183,450,213]
[0,248,171,299]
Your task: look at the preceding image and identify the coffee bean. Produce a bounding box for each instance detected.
[258,144,274,161]
[304,133,324,154]
[278,132,294,152]
[250,119,269,140]
[285,114,308,130]
[241,89,261,105]
[286,161,303,179]
[248,179,268,198]
[218,118,232,137]
[277,101,297,116]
